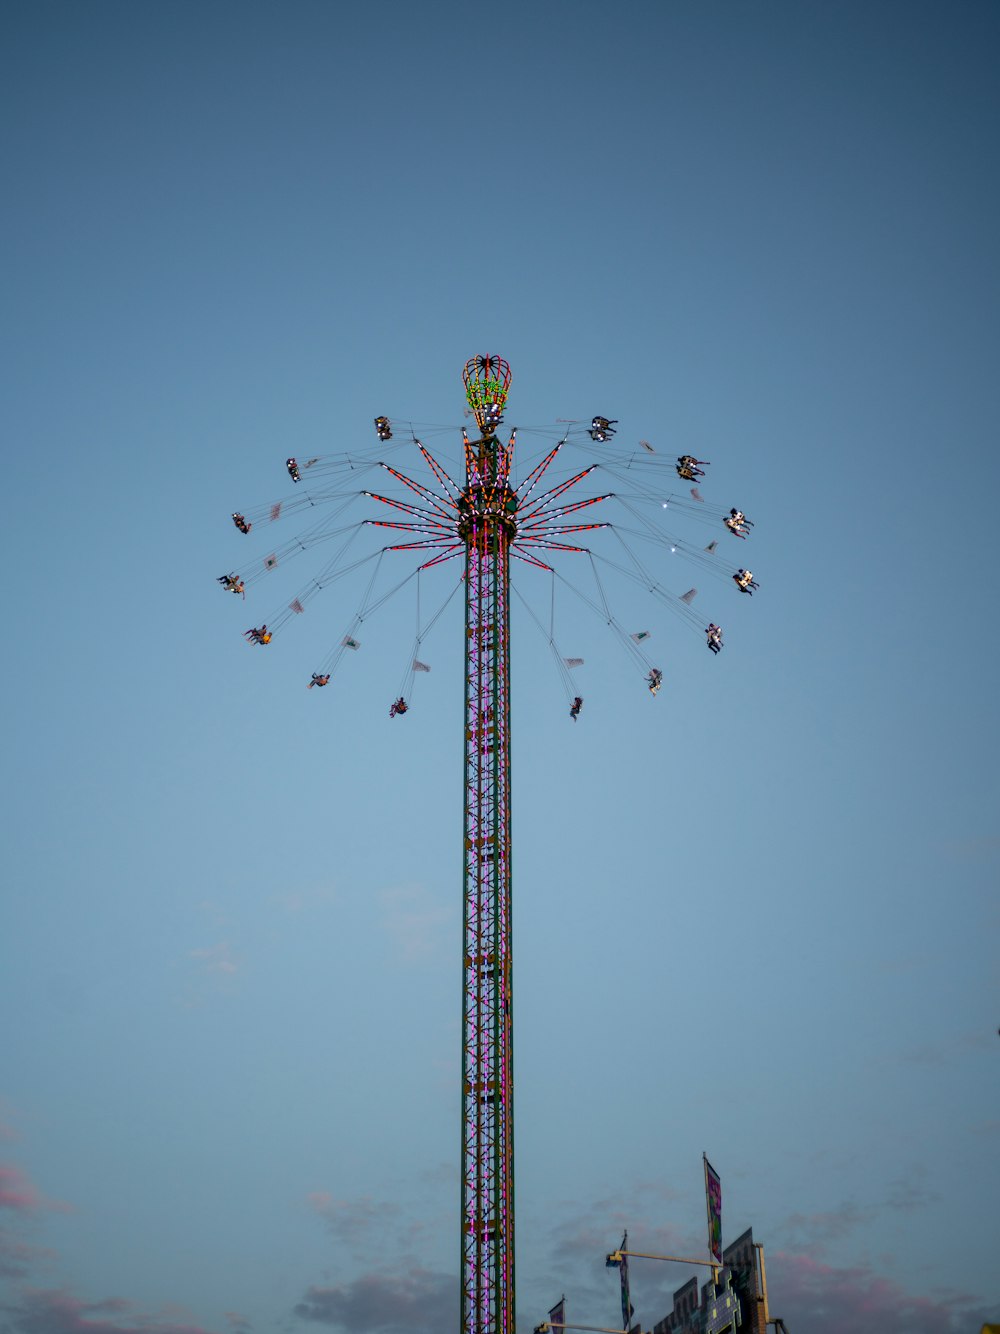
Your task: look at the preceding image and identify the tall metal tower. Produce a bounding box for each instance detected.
[230,354,741,1334]
[459,355,517,1334]
[364,355,608,1334]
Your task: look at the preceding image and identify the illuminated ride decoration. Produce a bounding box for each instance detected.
[221,356,760,1334]
[366,357,610,1334]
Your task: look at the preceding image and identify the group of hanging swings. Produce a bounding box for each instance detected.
[220,409,760,720]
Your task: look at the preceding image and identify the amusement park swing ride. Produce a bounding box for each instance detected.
[220,356,760,1334]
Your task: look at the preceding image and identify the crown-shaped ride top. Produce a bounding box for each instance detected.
[463,355,512,433]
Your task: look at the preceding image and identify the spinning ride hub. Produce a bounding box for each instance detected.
[456,485,518,544]
[461,357,516,1334]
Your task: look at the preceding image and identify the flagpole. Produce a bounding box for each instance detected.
[623,1229,632,1333]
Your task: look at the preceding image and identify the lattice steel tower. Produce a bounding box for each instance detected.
[459,355,517,1334]
[226,352,748,1334]
[246,354,610,1334]
[451,355,608,1334]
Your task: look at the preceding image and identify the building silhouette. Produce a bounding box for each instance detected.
[650,1229,769,1334]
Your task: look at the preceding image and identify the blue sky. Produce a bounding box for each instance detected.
[1,2,998,1333]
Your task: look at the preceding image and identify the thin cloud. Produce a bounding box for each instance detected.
[414,1161,460,1189]
[898,1028,994,1066]
[899,1041,951,1067]
[0,1164,71,1215]
[377,885,453,961]
[782,1200,876,1250]
[196,900,231,928]
[768,1252,1000,1334]
[883,1172,939,1214]
[0,1097,21,1141]
[0,1165,42,1213]
[188,942,239,976]
[306,1194,401,1249]
[542,1185,694,1267]
[293,1269,457,1333]
[0,1226,57,1280]
[0,1288,220,1334]
[781,1173,938,1255]
[270,885,338,915]
[538,1199,700,1330]
[943,833,1000,863]
[304,1191,447,1274]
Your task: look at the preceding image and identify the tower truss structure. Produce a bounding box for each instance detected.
[364,355,612,1334]
[230,354,752,1334]
[225,354,760,1334]
[459,356,517,1334]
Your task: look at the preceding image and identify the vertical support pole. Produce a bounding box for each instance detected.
[755,1243,770,1329]
[460,423,514,1334]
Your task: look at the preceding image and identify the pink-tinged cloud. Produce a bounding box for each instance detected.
[768,1252,1000,1334]
[0,1164,41,1212]
[0,1164,71,1215]
[0,1288,221,1334]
